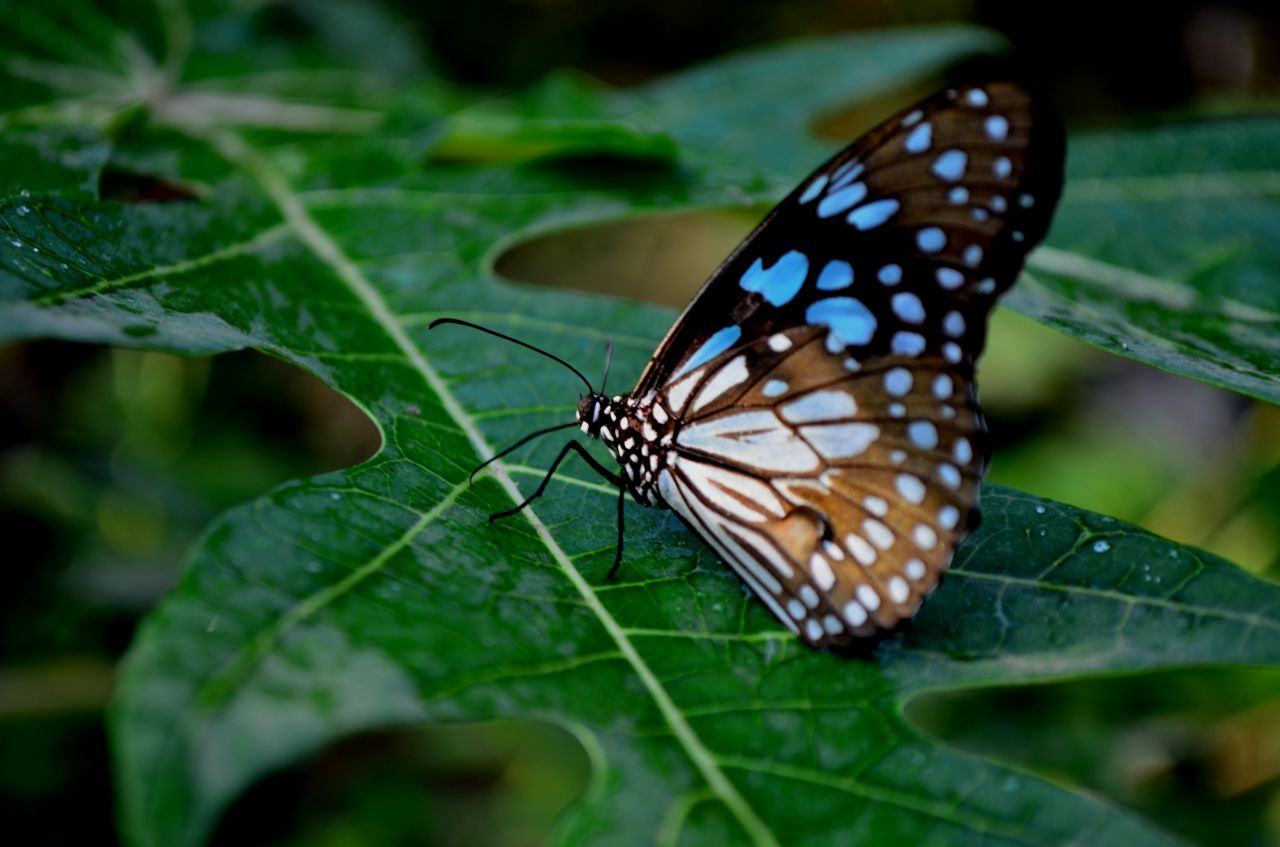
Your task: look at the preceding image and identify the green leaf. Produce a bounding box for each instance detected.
[1018,119,1280,404]
[2,5,1277,846]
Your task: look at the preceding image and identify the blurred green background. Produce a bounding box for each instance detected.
[3,1,1279,845]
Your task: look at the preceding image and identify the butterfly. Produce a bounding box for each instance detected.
[433,81,1065,648]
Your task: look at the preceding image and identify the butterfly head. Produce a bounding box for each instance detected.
[576,393,608,437]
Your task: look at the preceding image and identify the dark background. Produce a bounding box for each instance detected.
[3,1,1279,845]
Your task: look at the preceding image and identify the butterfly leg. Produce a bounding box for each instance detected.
[488,441,623,524]
[606,483,625,583]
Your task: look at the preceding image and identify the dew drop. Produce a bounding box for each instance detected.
[329,492,342,500]
[1092,540,1111,553]
[15,205,30,216]
[1034,505,1046,514]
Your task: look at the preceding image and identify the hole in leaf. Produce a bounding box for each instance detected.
[494,208,759,308]
[904,666,1280,846]
[98,168,200,203]
[1,342,381,614]
[211,721,590,847]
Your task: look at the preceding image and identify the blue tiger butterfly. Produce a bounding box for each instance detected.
[433,81,1065,647]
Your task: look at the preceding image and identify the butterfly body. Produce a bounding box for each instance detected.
[577,392,675,508]
[459,80,1064,649]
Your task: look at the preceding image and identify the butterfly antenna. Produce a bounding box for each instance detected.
[469,419,579,485]
[599,340,615,397]
[428,318,595,394]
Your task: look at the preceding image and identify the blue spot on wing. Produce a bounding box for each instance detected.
[674,324,741,378]
[932,150,967,181]
[739,250,809,306]
[806,297,877,346]
[816,260,854,290]
[817,182,867,218]
[846,199,899,231]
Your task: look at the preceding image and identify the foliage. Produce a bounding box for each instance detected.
[1,2,1277,845]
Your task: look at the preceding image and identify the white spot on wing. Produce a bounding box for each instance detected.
[856,584,881,611]
[845,534,876,566]
[908,421,939,449]
[888,576,910,604]
[938,505,959,529]
[678,410,821,473]
[692,355,749,412]
[799,423,880,459]
[664,368,704,414]
[863,518,894,550]
[679,460,786,522]
[896,474,926,504]
[809,553,835,591]
[780,390,857,423]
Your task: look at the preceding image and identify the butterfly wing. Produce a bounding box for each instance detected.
[635,81,1063,396]
[641,82,1064,646]
[655,326,981,646]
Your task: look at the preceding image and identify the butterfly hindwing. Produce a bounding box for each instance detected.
[655,325,981,645]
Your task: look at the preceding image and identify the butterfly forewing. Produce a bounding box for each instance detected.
[636,81,1064,394]
[639,81,1063,646]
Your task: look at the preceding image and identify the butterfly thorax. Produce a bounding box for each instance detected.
[576,392,675,508]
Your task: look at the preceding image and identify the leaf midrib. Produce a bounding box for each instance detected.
[204,127,784,847]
